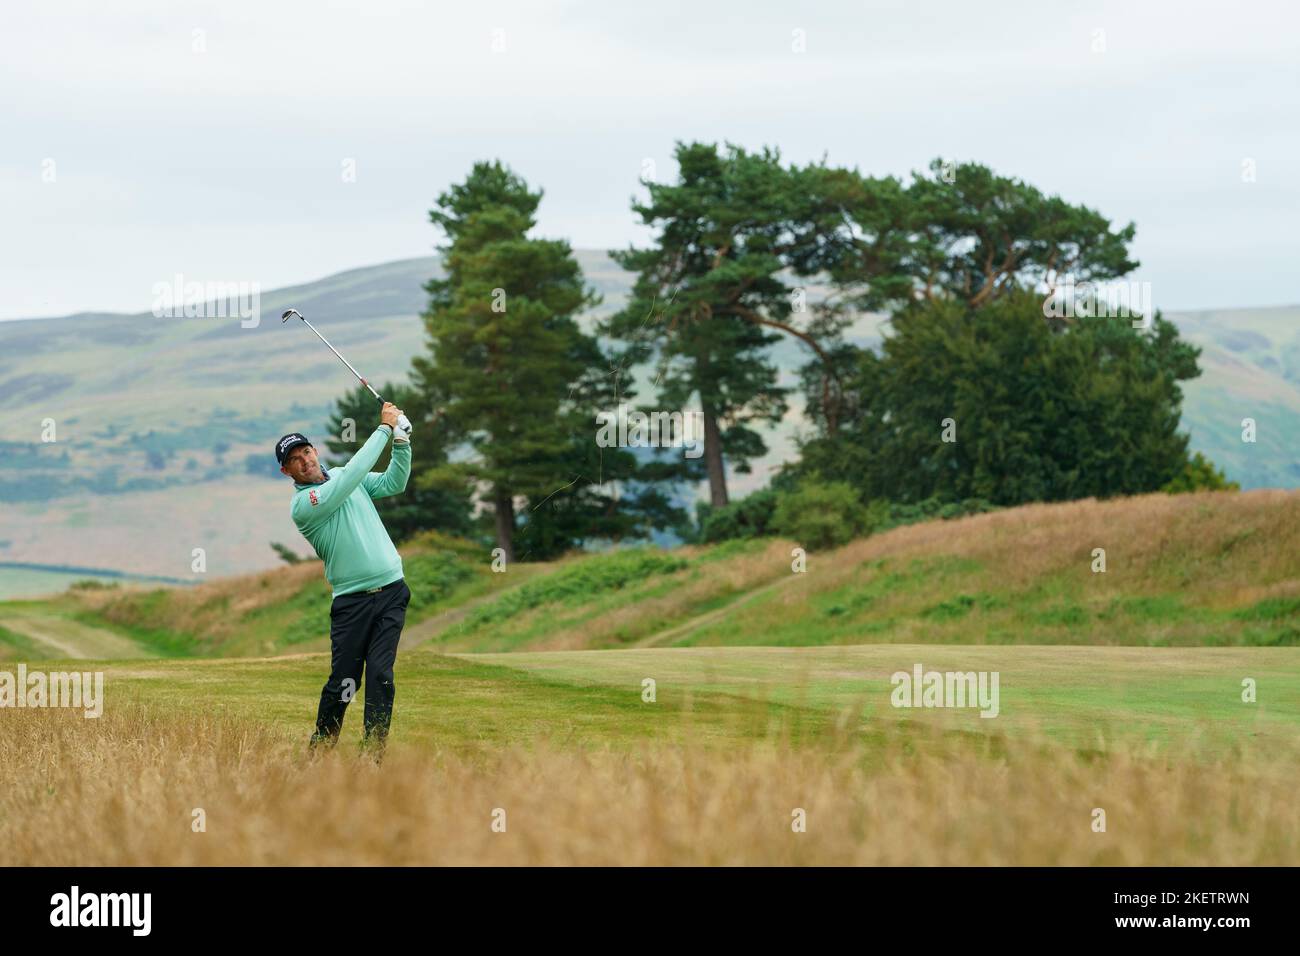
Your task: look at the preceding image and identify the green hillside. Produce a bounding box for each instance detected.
[1174,306,1300,489]
[5,490,1296,661]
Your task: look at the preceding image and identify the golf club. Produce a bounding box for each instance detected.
[281,308,412,436]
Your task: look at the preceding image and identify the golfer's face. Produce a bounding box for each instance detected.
[282,444,324,484]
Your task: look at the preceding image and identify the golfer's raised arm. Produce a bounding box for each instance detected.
[292,422,393,523]
[363,435,410,499]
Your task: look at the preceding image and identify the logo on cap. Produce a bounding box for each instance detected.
[275,433,312,465]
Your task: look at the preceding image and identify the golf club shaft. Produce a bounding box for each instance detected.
[298,316,383,401]
[287,311,411,433]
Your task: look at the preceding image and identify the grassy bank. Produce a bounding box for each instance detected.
[10,490,1295,659]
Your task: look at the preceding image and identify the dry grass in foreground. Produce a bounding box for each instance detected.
[1,705,1294,866]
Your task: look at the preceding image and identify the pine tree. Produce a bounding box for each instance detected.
[605,142,852,506]
[411,161,690,561]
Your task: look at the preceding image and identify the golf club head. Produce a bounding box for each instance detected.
[280,309,303,323]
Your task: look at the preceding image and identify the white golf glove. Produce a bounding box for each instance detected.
[393,414,412,444]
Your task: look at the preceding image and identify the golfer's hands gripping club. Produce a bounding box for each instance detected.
[381,402,412,443]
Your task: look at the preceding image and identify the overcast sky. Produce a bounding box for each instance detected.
[2,0,1296,320]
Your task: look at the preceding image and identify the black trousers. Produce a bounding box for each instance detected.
[311,578,410,747]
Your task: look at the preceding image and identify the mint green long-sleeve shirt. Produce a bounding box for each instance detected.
[291,425,411,598]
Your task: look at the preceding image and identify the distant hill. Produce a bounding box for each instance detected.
[0,251,1296,581]
[1166,306,1300,489]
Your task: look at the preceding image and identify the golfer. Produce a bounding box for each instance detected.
[275,401,412,755]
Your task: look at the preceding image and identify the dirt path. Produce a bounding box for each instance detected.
[0,609,149,660]
[631,574,805,648]
[399,565,555,651]
[399,590,517,650]
[403,569,804,654]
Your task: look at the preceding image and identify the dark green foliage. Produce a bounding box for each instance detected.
[1163,451,1240,493]
[697,489,780,543]
[410,160,689,561]
[1233,597,1300,622]
[812,158,1139,315]
[770,481,871,550]
[604,142,857,506]
[270,542,303,565]
[400,550,477,612]
[866,497,999,532]
[275,589,331,645]
[508,433,694,563]
[696,490,997,547]
[67,579,119,591]
[922,593,1001,620]
[460,549,689,629]
[795,290,1201,506]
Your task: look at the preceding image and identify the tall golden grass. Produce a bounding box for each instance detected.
[842,489,1299,600]
[2,704,1293,866]
[70,560,328,649]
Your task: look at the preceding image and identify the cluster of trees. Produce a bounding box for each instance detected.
[322,143,1230,560]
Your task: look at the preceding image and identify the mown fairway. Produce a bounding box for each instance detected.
[463,644,1300,752]
[23,642,1300,753]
